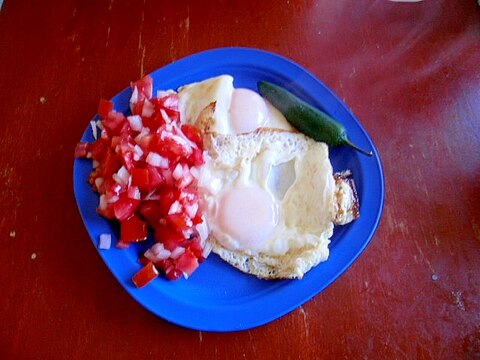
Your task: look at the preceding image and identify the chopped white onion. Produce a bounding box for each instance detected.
[133,145,144,161]
[113,166,130,186]
[146,152,169,168]
[189,166,200,179]
[196,218,209,243]
[130,86,139,106]
[94,177,104,190]
[172,163,184,180]
[170,246,185,259]
[168,200,182,215]
[185,203,198,219]
[106,195,119,204]
[96,120,104,130]
[98,234,112,250]
[127,115,143,132]
[98,194,108,210]
[202,240,213,259]
[90,120,98,140]
[160,109,171,123]
[142,99,155,118]
[144,243,171,261]
[134,126,151,144]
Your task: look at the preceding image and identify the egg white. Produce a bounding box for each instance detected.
[178,75,293,134]
[177,75,335,260]
[197,131,335,257]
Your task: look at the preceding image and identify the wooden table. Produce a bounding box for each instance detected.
[1,1,479,358]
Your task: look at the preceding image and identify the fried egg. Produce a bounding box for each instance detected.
[175,75,358,279]
[198,130,335,259]
[178,75,294,134]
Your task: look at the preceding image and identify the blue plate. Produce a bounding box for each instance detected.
[73,47,384,332]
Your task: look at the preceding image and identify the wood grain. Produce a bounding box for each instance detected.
[1,0,479,359]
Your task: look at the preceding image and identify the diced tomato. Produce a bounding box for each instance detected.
[146,165,165,190]
[186,236,204,261]
[188,147,205,167]
[150,185,176,217]
[160,259,182,281]
[89,139,109,162]
[78,75,207,284]
[181,124,203,148]
[131,75,153,100]
[175,249,199,277]
[137,254,150,266]
[131,168,150,191]
[113,193,140,221]
[98,99,114,119]
[120,215,147,243]
[101,150,122,179]
[161,136,190,159]
[130,99,145,116]
[132,261,158,288]
[74,142,90,158]
[168,213,192,231]
[154,222,184,251]
[103,111,126,134]
[142,112,162,131]
[176,166,193,189]
[153,94,180,122]
[104,179,124,199]
[139,200,162,227]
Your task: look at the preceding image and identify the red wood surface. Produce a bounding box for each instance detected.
[1,1,479,359]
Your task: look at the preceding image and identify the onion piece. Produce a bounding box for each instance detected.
[127,115,143,132]
[133,145,144,161]
[90,120,98,140]
[112,166,130,186]
[172,163,184,180]
[185,203,198,219]
[98,234,112,250]
[170,247,185,259]
[146,152,169,168]
[144,243,171,262]
[168,200,182,215]
[142,99,155,118]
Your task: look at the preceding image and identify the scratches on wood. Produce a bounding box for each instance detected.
[413,238,435,274]
[247,330,258,357]
[451,291,466,311]
[138,0,146,77]
[198,331,202,344]
[105,26,111,48]
[472,219,480,242]
[299,306,310,338]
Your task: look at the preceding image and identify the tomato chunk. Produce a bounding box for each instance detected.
[120,215,147,243]
[74,142,90,158]
[98,99,114,119]
[132,262,158,288]
[131,168,150,191]
[175,250,199,278]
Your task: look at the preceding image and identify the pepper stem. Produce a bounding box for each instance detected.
[344,139,373,157]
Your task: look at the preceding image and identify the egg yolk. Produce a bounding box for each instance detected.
[217,185,277,251]
[229,88,269,134]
